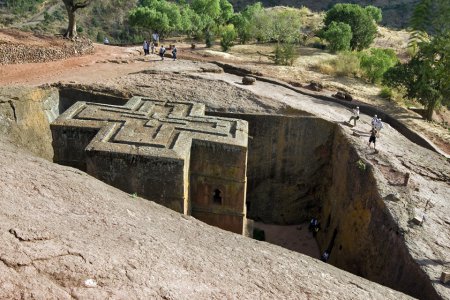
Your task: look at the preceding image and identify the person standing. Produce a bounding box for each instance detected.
[368,127,378,150]
[371,114,378,128]
[348,106,360,127]
[143,40,149,55]
[159,45,166,60]
[152,32,159,46]
[374,118,383,136]
[172,45,177,61]
[150,42,155,54]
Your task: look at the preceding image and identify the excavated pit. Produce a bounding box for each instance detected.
[7,85,439,300]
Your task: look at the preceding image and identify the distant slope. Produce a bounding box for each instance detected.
[231,0,419,28]
[1,0,417,34]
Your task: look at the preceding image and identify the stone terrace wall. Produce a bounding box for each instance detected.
[0,38,93,65]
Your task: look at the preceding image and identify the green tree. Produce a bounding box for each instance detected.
[365,5,382,23]
[324,3,377,50]
[219,0,233,24]
[360,48,398,83]
[323,21,352,52]
[384,0,450,120]
[383,34,450,120]
[191,0,233,45]
[220,24,237,51]
[231,2,263,44]
[129,0,182,39]
[252,8,303,44]
[409,0,450,48]
[61,0,93,38]
[180,5,204,38]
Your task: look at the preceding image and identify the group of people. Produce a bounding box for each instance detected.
[142,40,155,55]
[143,40,177,61]
[347,106,384,151]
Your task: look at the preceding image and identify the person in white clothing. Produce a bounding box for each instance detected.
[374,118,383,136]
[371,114,378,128]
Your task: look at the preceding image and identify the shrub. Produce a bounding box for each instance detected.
[356,159,366,172]
[220,24,237,51]
[360,48,398,83]
[323,21,352,52]
[324,3,378,50]
[272,43,298,66]
[379,86,393,99]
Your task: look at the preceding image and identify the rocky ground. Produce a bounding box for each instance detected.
[0,33,449,299]
[0,141,413,299]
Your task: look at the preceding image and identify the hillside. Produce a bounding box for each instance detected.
[230,0,419,28]
[0,0,418,40]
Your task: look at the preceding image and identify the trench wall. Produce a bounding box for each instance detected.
[0,86,58,160]
[208,112,335,224]
[317,128,439,300]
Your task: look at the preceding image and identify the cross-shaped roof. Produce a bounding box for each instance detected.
[52,97,248,160]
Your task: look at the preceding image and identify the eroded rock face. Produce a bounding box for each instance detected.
[0,141,413,299]
[0,86,57,160]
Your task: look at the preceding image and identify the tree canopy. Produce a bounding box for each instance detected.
[129,0,182,38]
[384,0,450,120]
[252,8,303,44]
[324,3,378,51]
[360,48,398,83]
[323,21,352,52]
[231,2,263,44]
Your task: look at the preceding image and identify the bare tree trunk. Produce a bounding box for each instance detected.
[63,4,77,38]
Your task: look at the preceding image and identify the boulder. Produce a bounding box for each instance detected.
[242,76,256,85]
[307,81,323,91]
[333,91,353,101]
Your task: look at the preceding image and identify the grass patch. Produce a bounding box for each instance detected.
[314,51,361,77]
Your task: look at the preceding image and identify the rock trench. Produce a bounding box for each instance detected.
[0,83,448,300]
